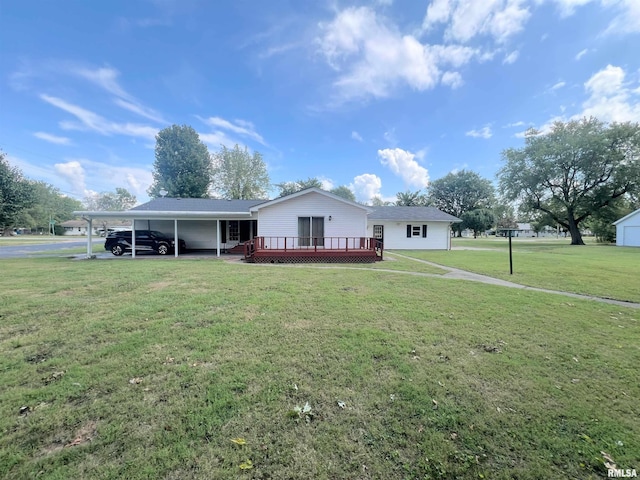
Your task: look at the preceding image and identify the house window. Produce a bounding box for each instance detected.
[373,225,383,240]
[406,224,428,238]
[228,221,239,241]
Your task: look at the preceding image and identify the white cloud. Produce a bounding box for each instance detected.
[377,148,430,188]
[465,125,493,139]
[580,64,640,122]
[503,50,519,64]
[316,7,480,103]
[545,0,640,34]
[575,48,589,60]
[504,121,525,127]
[551,81,566,90]
[383,128,398,146]
[318,176,335,191]
[74,66,129,98]
[40,94,159,140]
[422,0,531,44]
[33,132,72,145]
[199,131,235,148]
[545,0,595,17]
[441,71,464,89]
[514,63,640,137]
[73,66,166,123]
[201,116,266,146]
[351,131,364,142]
[350,173,382,203]
[55,160,86,195]
[602,0,640,35]
[114,98,165,124]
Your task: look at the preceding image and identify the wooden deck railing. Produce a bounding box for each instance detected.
[244,237,383,261]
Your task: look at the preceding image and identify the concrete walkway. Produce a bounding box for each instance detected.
[386,252,640,309]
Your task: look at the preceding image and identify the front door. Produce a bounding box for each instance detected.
[298,217,325,247]
[373,225,384,245]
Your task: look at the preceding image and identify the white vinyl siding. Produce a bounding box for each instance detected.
[615,210,640,247]
[257,191,368,248]
[138,219,219,249]
[367,220,451,249]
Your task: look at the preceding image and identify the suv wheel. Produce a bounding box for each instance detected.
[111,244,125,256]
[157,243,169,255]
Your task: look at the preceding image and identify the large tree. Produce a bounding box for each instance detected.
[330,185,356,202]
[0,151,35,235]
[84,187,137,211]
[211,145,270,199]
[461,208,495,238]
[19,182,82,233]
[427,170,495,236]
[499,118,640,245]
[395,190,428,206]
[148,125,212,198]
[276,177,323,197]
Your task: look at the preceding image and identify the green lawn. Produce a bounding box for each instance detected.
[1,257,638,480]
[394,237,640,303]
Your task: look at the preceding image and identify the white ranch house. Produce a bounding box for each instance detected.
[75,188,461,261]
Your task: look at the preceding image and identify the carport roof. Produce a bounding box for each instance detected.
[131,197,266,212]
[74,197,268,219]
[369,206,462,222]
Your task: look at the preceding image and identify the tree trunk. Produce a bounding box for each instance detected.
[567,215,584,245]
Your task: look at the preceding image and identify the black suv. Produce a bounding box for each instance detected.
[104,230,187,256]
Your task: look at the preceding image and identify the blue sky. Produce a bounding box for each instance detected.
[1,0,639,204]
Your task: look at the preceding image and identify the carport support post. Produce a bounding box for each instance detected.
[216,219,221,258]
[87,218,93,258]
[132,222,136,259]
[174,219,178,258]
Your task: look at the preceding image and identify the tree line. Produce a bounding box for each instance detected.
[2,118,639,243]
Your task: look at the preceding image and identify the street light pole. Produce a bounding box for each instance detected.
[509,229,513,275]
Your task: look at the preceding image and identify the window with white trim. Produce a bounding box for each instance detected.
[406,224,428,238]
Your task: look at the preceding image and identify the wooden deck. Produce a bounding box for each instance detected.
[244,237,383,263]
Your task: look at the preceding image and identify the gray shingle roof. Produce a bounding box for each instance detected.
[369,206,461,222]
[131,198,266,212]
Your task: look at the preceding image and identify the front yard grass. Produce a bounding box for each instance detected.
[1,257,638,479]
[396,237,640,303]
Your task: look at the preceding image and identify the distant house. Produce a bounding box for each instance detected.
[61,220,96,236]
[74,188,461,261]
[613,208,640,247]
[61,220,131,236]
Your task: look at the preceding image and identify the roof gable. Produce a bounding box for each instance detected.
[250,188,372,212]
[613,208,640,225]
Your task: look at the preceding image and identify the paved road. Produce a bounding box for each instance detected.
[0,239,104,258]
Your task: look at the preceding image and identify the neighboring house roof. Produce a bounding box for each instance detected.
[368,206,462,222]
[613,208,640,225]
[131,197,265,212]
[61,220,89,228]
[250,188,372,212]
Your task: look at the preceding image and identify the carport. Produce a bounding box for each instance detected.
[74,199,259,258]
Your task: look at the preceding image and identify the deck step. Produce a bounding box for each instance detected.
[227,244,246,254]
